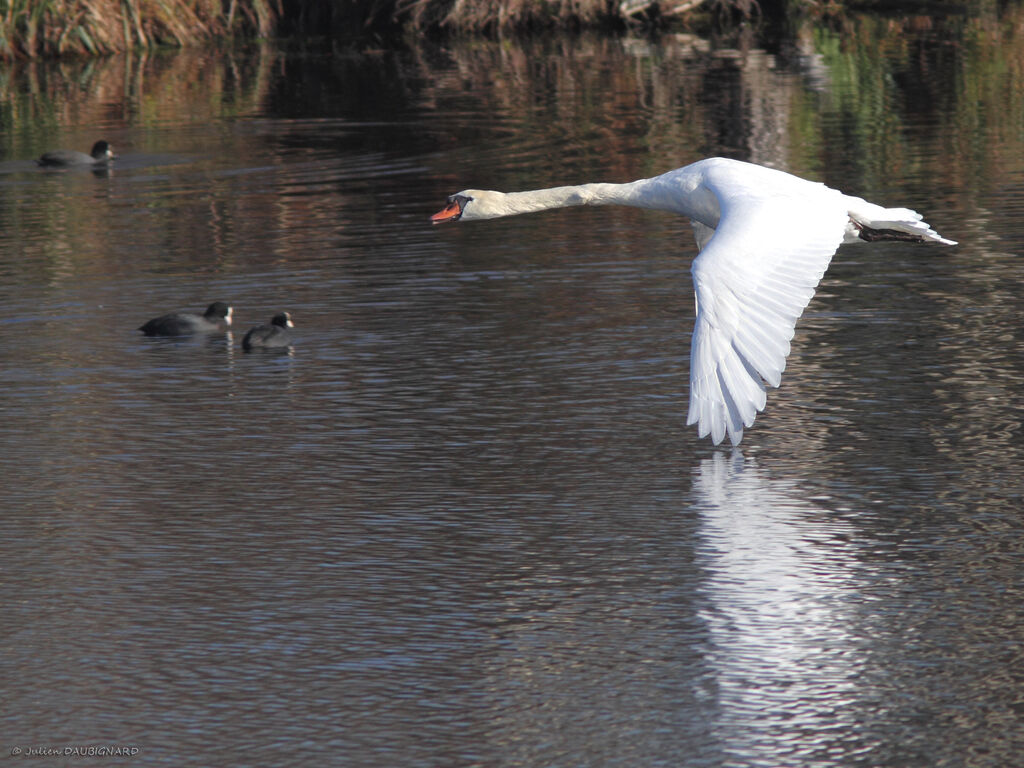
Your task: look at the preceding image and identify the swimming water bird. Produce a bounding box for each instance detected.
[139,302,233,337]
[37,140,116,168]
[242,312,294,351]
[431,157,956,446]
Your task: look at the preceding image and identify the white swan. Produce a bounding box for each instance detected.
[431,157,956,446]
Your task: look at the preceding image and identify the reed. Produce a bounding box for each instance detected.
[0,0,278,58]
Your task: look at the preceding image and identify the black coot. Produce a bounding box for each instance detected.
[242,312,294,351]
[139,302,233,336]
[38,140,116,167]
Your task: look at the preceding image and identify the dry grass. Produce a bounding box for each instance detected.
[0,0,279,58]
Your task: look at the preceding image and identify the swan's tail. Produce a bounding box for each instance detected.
[845,200,957,246]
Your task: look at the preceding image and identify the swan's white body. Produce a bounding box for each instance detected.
[432,157,956,445]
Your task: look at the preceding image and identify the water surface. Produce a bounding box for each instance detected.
[1,17,1022,768]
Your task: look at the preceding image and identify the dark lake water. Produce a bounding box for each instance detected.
[2,14,1023,768]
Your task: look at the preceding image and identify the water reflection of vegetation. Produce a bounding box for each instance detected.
[811,12,1024,195]
[0,43,276,158]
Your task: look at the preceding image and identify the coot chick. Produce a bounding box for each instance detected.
[242,312,294,351]
[37,140,116,167]
[139,302,233,336]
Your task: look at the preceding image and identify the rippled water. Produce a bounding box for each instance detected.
[2,21,1023,768]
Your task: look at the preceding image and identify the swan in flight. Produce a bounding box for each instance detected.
[431,157,956,445]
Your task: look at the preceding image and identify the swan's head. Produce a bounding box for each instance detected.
[430,190,506,223]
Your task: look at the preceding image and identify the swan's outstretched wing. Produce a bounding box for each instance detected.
[687,186,849,445]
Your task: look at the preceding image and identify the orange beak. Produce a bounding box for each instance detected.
[430,199,462,224]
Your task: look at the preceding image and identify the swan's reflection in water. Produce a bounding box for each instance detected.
[694,452,866,762]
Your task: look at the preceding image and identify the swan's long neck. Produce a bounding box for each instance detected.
[463,166,714,225]
[466,175,707,220]
[501,182,646,214]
